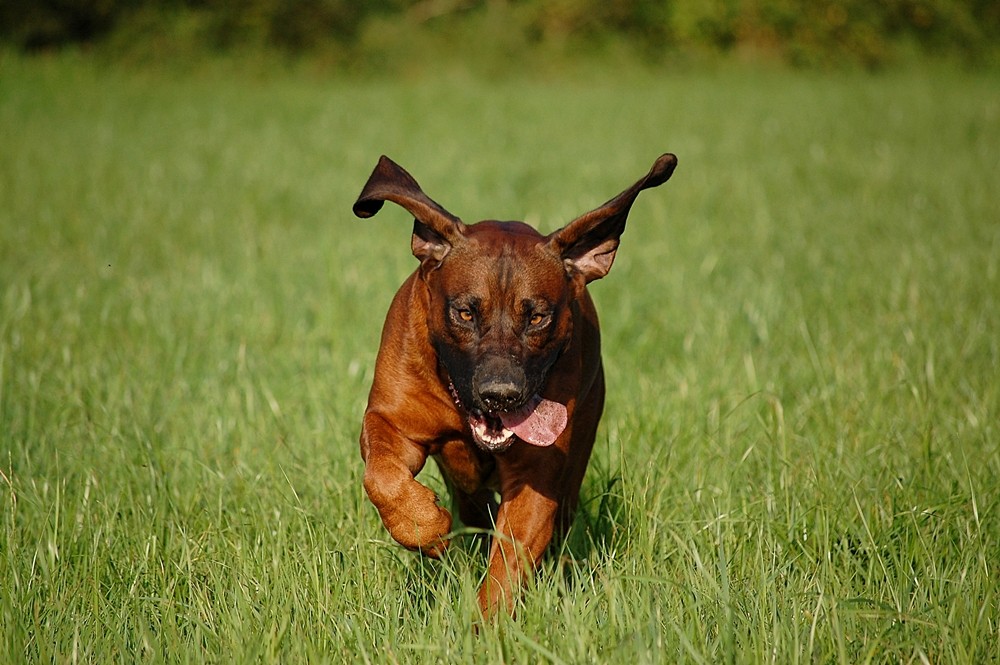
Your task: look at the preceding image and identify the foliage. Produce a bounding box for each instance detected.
[1,0,998,68]
[670,0,1000,65]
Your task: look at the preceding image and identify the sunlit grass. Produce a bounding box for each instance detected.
[1,54,998,662]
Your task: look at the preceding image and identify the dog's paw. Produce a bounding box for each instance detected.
[376,479,452,556]
[388,503,452,558]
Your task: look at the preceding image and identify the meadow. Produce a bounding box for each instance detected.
[1,54,998,662]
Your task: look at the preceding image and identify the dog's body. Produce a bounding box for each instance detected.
[353,154,676,616]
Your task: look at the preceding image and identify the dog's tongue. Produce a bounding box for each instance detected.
[499,397,568,447]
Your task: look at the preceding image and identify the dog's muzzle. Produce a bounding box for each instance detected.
[448,381,568,452]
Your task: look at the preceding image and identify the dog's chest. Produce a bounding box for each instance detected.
[433,438,499,494]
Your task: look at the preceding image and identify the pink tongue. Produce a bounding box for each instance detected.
[499,397,568,447]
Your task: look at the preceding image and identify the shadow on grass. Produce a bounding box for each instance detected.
[561,474,631,562]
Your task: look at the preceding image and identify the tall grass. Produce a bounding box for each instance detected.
[1,54,998,662]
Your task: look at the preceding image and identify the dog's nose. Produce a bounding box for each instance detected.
[477,378,523,413]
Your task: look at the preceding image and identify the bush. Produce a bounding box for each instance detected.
[0,0,365,53]
[1,0,998,67]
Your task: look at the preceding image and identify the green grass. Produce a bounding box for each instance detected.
[1,53,998,662]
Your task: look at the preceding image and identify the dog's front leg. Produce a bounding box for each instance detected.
[361,411,452,557]
[477,451,561,617]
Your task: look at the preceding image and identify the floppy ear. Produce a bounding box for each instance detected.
[353,156,467,267]
[547,153,677,283]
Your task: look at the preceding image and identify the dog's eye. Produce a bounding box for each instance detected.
[452,306,475,324]
[528,312,548,327]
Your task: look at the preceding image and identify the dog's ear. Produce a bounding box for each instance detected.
[547,153,677,283]
[353,156,467,267]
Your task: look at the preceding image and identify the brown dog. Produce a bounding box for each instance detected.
[353,153,677,617]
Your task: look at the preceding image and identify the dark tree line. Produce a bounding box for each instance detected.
[2,0,997,66]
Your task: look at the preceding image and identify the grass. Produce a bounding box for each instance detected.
[1,53,998,662]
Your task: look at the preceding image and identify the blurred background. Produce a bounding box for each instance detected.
[2,0,998,72]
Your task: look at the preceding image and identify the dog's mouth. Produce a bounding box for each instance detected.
[448,383,567,452]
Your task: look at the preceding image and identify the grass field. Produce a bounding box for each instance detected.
[1,53,998,662]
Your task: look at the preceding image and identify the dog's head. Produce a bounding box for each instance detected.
[354,154,676,451]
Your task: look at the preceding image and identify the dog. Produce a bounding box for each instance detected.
[352,153,677,617]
